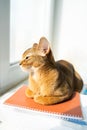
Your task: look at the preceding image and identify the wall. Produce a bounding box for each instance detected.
[53,0,87,83]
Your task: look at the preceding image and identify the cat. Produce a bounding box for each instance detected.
[20,37,83,105]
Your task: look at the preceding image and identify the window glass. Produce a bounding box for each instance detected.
[10,0,52,64]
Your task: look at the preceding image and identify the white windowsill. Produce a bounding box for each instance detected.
[0,79,28,103]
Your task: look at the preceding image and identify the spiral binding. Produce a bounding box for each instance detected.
[4,103,87,126]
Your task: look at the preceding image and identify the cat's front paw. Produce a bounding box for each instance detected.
[25,88,34,98]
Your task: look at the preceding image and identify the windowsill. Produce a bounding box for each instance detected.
[0,79,28,103]
[0,82,87,130]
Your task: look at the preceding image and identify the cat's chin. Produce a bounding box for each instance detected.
[20,66,30,72]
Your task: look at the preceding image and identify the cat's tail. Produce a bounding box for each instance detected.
[74,71,83,92]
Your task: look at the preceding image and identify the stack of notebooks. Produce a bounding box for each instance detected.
[4,85,87,125]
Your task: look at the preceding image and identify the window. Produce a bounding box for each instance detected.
[0,0,54,94]
[1,0,86,95]
[10,0,53,64]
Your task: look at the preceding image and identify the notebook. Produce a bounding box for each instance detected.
[4,85,83,121]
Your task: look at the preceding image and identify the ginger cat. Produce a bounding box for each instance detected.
[20,37,83,105]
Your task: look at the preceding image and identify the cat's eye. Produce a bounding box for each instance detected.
[25,56,29,60]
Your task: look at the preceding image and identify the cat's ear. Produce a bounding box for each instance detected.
[39,37,50,56]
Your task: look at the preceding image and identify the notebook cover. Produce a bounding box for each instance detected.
[4,85,83,118]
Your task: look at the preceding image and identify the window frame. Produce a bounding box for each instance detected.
[0,0,28,94]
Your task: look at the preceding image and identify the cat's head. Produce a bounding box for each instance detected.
[20,37,55,72]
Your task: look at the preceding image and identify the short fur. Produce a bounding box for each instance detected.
[20,37,83,105]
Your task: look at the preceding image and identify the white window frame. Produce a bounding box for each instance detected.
[0,0,55,94]
[0,0,27,94]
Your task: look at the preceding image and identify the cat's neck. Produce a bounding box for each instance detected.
[29,64,60,89]
[29,62,58,81]
[30,66,39,75]
[29,66,41,81]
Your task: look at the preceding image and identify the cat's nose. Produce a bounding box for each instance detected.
[19,61,22,65]
[19,63,21,65]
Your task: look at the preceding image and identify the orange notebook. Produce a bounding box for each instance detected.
[4,85,83,119]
